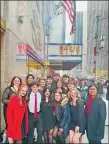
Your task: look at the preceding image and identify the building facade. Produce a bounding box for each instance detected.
[67,12,84,78]
[87,1,108,79]
[1,1,45,129]
[0,1,7,129]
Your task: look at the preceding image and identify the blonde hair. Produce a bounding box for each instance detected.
[17,84,28,104]
[70,89,81,99]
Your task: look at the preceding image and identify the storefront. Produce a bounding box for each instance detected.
[26,44,44,78]
[16,43,44,80]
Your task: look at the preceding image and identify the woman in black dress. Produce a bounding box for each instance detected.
[41,88,55,143]
[69,89,86,144]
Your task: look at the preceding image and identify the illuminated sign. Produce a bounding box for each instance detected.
[48,44,82,62]
[59,45,80,55]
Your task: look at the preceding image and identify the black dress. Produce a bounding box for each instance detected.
[41,100,55,132]
[70,105,78,130]
[69,99,86,134]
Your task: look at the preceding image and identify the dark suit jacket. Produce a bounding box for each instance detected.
[85,97,106,141]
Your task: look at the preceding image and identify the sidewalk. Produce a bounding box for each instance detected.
[82,126,108,143]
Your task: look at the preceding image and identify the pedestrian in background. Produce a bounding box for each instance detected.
[62,75,69,92]
[6,84,28,144]
[106,80,109,101]
[26,74,35,94]
[85,84,106,144]
[45,76,54,93]
[77,80,88,105]
[52,73,61,91]
[38,78,46,97]
[97,79,104,99]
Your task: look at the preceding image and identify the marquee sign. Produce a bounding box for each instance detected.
[59,45,81,55]
[48,44,82,62]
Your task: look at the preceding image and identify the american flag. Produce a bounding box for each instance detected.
[62,0,76,35]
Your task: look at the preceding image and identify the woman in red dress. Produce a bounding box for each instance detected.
[6,84,28,143]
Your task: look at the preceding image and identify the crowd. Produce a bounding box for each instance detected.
[1,73,108,144]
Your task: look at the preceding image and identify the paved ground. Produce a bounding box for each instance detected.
[82,126,108,143]
[64,125,108,143]
[33,125,109,143]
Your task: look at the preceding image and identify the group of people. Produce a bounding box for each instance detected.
[1,73,107,144]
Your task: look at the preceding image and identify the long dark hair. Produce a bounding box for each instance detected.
[56,79,63,88]
[9,76,22,87]
[87,84,98,97]
[43,88,55,107]
[26,74,34,84]
[54,90,62,105]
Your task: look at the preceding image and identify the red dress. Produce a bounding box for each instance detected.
[6,95,28,140]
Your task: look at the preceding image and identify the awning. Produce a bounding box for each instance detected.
[48,61,82,70]
[26,44,44,66]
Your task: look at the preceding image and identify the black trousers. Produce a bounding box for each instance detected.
[89,140,102,144]
[27,112,43,144]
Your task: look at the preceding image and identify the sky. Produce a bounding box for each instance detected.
[76,1,87,11]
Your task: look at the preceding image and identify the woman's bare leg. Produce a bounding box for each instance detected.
[79,135,82,144]
[73,132,81,144]
[69,130,74,144]
[48,129,53,143]
[8,138,14,144]
[53,127,58,138]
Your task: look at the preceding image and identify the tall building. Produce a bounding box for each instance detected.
[87,1,108,79]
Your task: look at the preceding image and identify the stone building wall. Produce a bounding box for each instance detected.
[1,1,45,130]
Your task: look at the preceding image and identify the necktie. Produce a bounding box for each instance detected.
[34,94,38,118]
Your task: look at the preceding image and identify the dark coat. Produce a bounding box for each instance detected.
[69,99,86,134]
[56,102,71,137]
[85,97,106,141]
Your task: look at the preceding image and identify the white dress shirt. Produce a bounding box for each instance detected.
[28,91,42,113]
